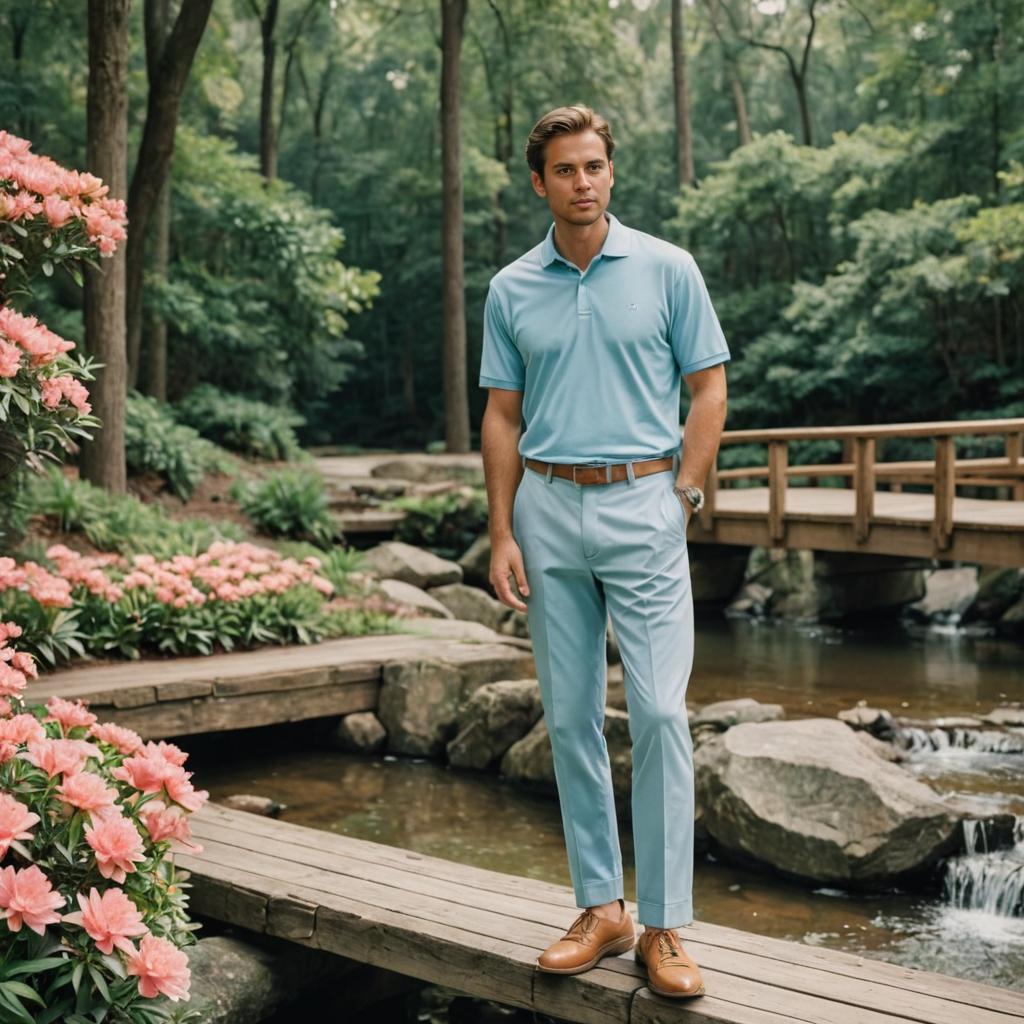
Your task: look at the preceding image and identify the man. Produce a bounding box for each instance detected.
[478,105,728,1000]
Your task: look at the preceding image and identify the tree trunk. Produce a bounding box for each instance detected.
[671,0,694,187]
[81,0,130,494]
[730,71,752,146]
[125,0,213,389]
[258,0,280,179]
[440,0,470,454]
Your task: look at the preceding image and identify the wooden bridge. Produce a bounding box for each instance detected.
[179,802,1024,1024]
[692,417,1024,567]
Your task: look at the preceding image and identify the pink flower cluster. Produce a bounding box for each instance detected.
[0,642,199,1003]
[0,130,127,254]
[0,306,76,380]
[0,555,73,608]
[0,622,37,703]
[45,544,125,601]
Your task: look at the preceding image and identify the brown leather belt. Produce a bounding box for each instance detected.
[523,456,675,485]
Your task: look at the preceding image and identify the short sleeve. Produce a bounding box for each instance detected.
[669,254,731,376]
[479,281,525,390]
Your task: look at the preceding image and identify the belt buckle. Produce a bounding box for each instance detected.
[572,461,608,485]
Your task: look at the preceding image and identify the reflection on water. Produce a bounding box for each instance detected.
[186,613,1024,994]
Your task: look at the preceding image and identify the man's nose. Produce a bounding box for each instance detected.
[574,172,591,188]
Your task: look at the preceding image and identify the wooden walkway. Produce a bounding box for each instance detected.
[180,803,1024,1024]
[25,629,534,739]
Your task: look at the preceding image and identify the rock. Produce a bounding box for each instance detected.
[691,698,785,731]
[853,730,904,763]
[980,706,1024,728]
[963,567,1024,624]
[905,567,978,624]
[837,705,896,738]
[184,935,343,1023]
[220,794,285,818]
[725,581,773,618]
[360,541,463,589]
[333,711,387,754]
[497,609,530,639]
[500,717,555,795]
[694,718,960,886]
[371,457,483,486]
[378,660,465,757]
[458,533,492,588]
[996,597,1024,639]
[378,579,454,619]
[428,583,508,631]
[446,679,544,770]
[499,709,634,812]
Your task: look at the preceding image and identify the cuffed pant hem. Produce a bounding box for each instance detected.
[636,898,693,929]
[577,875,624,908]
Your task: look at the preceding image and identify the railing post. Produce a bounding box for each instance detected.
[700,461,717,531]
[853,437,875,543]
[1008,432,1024,501]
[933,436,955,551]
[768,441,787,543]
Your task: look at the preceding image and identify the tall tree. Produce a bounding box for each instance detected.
[702,0,752,148]
[671,0,695,187]
[125,0,213,389]
[441,0,470,453]
[250,0,280,178]
[81,0,130,493]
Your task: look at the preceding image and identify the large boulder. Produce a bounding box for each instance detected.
[429,582,508,631]
[377,660,465,757]
[360,541,463,589]
[457,533,492,589]
[333,710,387,754]
[378,579,454,619]
[963,567,1024,624]
[691,698,785,731]
[446,679,544,770]
[694,718,960,886]
[905,567,978,625]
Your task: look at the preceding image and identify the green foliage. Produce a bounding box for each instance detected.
[386,487,489,560]
[158,128,380,410]
[26,466,247,558]
[230,467,340,548]
[123,392,232,501]
[175,383,305,461]
[273,540,367,595]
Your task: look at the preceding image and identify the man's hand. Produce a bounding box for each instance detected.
[490,535,530,613]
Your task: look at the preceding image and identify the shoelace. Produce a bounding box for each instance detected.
[564,908,601,945]
[651,930,690,967]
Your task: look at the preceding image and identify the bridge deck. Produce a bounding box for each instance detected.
[179,803,1024,1024]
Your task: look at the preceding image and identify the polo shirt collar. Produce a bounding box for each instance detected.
[540,211,632,269]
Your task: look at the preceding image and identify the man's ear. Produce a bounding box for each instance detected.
[609,158,614,190]
[530,169,546,198]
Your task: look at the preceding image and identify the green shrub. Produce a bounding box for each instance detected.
[177,383,306,461]
[230,467,340,548]
[386,487,489,560]
[125,390,232,500]
[26,466,247,557]
[274,540,367,595]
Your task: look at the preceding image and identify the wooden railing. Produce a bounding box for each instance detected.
[703,418,1024,551]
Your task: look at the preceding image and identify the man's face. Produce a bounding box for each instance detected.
[531,129,614,227]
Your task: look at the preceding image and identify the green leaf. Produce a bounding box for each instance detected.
[5,956,69,978]
[87,965,109,1003]
[0,984,35,1024]
[1,980,45,1006]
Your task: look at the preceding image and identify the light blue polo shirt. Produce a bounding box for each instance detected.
[479,211,730,464]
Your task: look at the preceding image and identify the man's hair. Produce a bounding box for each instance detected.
[525,105,615,177]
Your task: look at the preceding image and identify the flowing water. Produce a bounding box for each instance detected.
[187,612,1024,1000]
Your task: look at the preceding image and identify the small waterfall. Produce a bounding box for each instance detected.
[942,817,1024,917]
[892,726,1024,755]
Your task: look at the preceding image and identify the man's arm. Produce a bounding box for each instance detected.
[676,362,728,499]
[481,387,530,611]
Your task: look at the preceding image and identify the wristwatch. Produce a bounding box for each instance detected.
[673,484,704,516]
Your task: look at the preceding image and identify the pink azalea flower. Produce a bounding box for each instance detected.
[44,695,97,732]
[0,339,19,378]
[0,864,65,935]
[23,737,92,778]
[125,934,191,1002]
[57,771,119,815]
[140,801,203,854]
[62,886,148,955]
[90,721,143,756]
[84,813,146,883]
[0,714,45,746]
[143,740,187,767]
[0,699,11,718]
[0,793,40,857]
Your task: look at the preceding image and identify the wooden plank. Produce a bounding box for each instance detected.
[853,438,875,544]
[768,442,787,543]
[719,418,1024,443]
[933,436,955,551]
[190,820,1001,1024]
[188,806,1024,1020]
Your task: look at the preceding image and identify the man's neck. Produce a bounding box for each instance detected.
[552,212,609,273]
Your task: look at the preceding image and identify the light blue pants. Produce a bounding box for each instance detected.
[512,451,695,929]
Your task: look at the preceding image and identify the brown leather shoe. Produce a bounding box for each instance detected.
[536,899,636,974]
[634,927,705,998]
